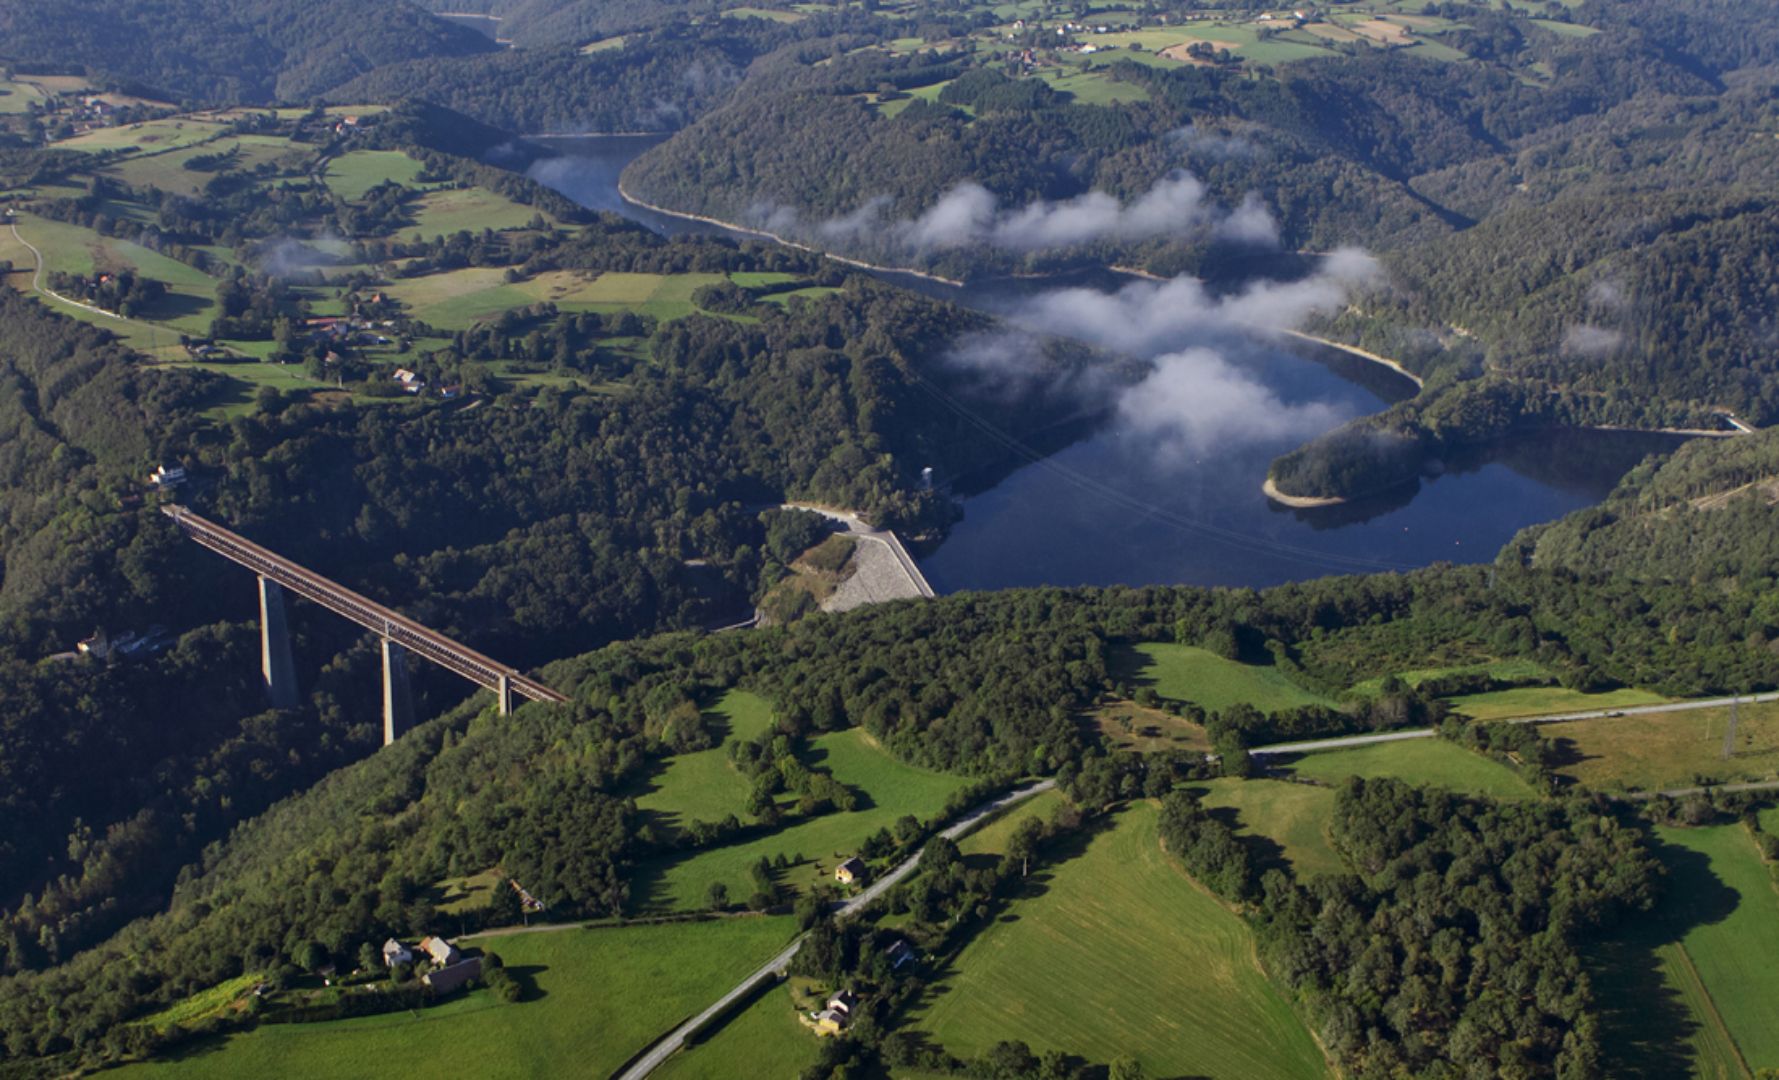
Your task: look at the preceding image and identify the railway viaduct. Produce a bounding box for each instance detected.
[161,505,567,742]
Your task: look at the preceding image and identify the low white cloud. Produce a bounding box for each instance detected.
[1118,347,1348,461]
[767,172,1280,253]
[1562,323,1624,358]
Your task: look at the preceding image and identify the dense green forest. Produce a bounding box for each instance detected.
[0,0,495,103]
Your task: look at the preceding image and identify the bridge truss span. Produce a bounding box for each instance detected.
[162,505,567,734]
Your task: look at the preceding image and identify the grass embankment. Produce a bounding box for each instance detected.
[634,690,778,837]
[630,728,970,912]
[1591,823,1779,1078]
[114,918,798,1080]
[1543,702,1779,792]
[1283,739,1534,801]
[909,802,1327,1080]
[1115,642,1332,714]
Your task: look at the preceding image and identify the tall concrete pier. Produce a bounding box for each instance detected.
[381,637,415,745]
[258,576,298,710]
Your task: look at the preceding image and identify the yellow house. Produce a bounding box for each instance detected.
[835,857,866,885]
[814,1009,847,1036]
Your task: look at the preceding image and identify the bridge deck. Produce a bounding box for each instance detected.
[161,505,566,705]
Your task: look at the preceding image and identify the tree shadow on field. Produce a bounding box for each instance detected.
[1586,834,1742,1079]
[1198,801,1292,880]
[507,963,549,1002]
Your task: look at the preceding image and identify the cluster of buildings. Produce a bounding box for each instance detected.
[381,934,484,994]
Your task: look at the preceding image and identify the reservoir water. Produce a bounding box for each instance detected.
[529,136,1680,591]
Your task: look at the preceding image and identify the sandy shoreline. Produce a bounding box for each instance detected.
[1279,329,1425,389]
[1262,476,1348,508]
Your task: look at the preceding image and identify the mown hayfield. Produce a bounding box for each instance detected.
[631,728,969,912]
[1543,702,1779,792]
[0,80,47,115]
[655,980,820,1080]
[1194,778,1344,880]
[1285,739,1533,800]
[324,150,427,201]
[1446,684,1666,720]
[113,917,798,1080]
[635,691,778,836]
[1091,699,1213,753]
[911,802,1326,1080]
[1115,642,1331,714]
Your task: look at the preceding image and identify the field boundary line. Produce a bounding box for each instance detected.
[1667,939,1753,1080]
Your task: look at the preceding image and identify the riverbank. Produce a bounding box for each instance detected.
[614,179,968,288]
[1262,476,1348,508]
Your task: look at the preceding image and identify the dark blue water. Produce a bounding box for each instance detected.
[529,136,1680,590]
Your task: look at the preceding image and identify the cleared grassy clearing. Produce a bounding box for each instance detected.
[1446,684,1666,720]
[635,691,778,836]
[1193,778,1345,880]
[656,980,820,1079]
[131,973,264,1032]
[1038,67,1150,105]
[1285,739,1533,800]
[325,150,428,201]
[1543,703,1779,793]
[113,917,798,1080]
[0,80,47,115]
[1091,699,1213,753]
[1115,642,1331,714]
[631,728,969,912]
[911,802,1326,1080]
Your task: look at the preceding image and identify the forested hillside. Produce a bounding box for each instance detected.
[0,0,494,103]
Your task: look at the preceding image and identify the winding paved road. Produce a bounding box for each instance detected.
[613,779,1055,1080]
[1249,691,1779,758]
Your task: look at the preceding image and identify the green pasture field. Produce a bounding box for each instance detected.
[630,728,969,912]
[0,80,48,115]
[723,6,807,22]
[1530,17,1598,36]
[324,150,429,201]
[1193,778,1345,880]
[4,214,212,354]
[655,981,820,1079]
[106,135,297,197]
[1038,67,1150,106]
[634,691,777,838]
[386,268,739,329]
[1114,642,1332,715]
[408,187,548,237]
[53,116,230,153]
[910,802,1327,1080]
[1446,684,1666,720]
[1541,702,1779,792]
[580,34,629,53]
[112,917,798,1080]
[1593,824,1779,1078]
[1283,738,1533,800]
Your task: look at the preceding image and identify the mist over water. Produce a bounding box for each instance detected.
[530,136,1678,590]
